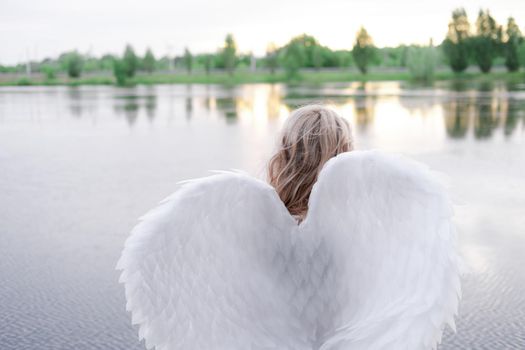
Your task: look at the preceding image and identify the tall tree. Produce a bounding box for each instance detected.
[123,44,138,78]
[100,54,116,71]
[265,43,279,74]
[406,44,438,83]
[183,47,193,74]
[352,27,375,74]
[143,48,156,74]
[442,8,471,73]
[203,54,213,75]
[472,9,501,73]
[65,51,83,78]
[519,40,525,71]
[222,34,237,76]
[312,45,324,71]
[504,17,522,72]
[41,65,56,80]
[113,59,127,86]
[281,40,306,79]
[282,34,324,68]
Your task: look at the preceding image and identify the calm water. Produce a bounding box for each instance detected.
[1,82,524,349]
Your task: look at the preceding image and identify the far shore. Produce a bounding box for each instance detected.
[0,68,523,87]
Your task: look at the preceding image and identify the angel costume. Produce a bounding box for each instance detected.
[117,150,461,350]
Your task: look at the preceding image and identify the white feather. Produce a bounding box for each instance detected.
[117,150,461,350]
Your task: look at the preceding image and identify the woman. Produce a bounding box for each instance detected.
[267,105,353,223]
[117,105,460,350]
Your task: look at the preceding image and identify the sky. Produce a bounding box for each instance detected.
[1,0,524,65]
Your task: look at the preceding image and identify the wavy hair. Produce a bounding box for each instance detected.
[267,104,353,221]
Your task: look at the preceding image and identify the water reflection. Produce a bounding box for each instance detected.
[115,96,139,126]
[145,95,156,121]
[185,85,193,120]
[276,82,524,141]
[216,96,238,121]
[68,87,83,117]
[67,87,98,117]
[505,105,522,136]
[113,92,157,126]
[2,82,522,142]
[353,95,376,132]
[210,85,286,124]
[267,85,282,120]
[445,101,470,139]
[443,96,524,140]
[474,101,497,139]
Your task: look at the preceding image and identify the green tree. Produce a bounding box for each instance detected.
[519,42,525,70]
[100,54,116,71]
[406,45,438,83]
[113,59,127,86]
[203,54,213,75]
[222,34,237,76]
[399,45,410,67]
[442,8,471,73]
[472,9,500,73]
[41,65,56,81]
[504,17,522,72]
[143,48,156,74]
[334,50,353,67]
[123,44,138,78]
[204,54,214,75]
[281,40,306,79]
[281,34,324,68]
[82,57,100,72]
[352,27,376,74]
[312,45,324,70]
[65,51,83,78]
[315,46,341,67]
[183,47,193,74]
[265,43,279,74]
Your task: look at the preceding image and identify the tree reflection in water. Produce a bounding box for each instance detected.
[113,91,157,126]
[443,96,523,140]
[98,82,524,139]
[444,101,470,139]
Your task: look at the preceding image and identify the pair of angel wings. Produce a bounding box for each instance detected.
[116,150,461,350]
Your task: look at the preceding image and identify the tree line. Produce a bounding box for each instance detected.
[443,9,523,73]
[1,8,524,84]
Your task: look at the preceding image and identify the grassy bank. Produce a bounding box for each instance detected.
[1,69,523,87]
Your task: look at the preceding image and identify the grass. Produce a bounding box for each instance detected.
[0,69,523,87]
[0,76,114,87]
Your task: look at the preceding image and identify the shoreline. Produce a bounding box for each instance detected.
[1,69,523,87]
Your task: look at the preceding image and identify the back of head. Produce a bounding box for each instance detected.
[267,104,353,221]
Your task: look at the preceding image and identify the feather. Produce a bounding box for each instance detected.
[117,150,461,350]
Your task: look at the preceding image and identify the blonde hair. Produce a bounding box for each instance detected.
[267,104,353,221]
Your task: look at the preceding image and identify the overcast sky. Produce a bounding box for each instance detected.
[1,0,524,64]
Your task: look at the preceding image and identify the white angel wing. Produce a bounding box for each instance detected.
[304,150,461,350]
[117,150,460,350]
[116,172,310,350]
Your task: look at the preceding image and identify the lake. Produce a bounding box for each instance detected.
[0,81,524,349]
